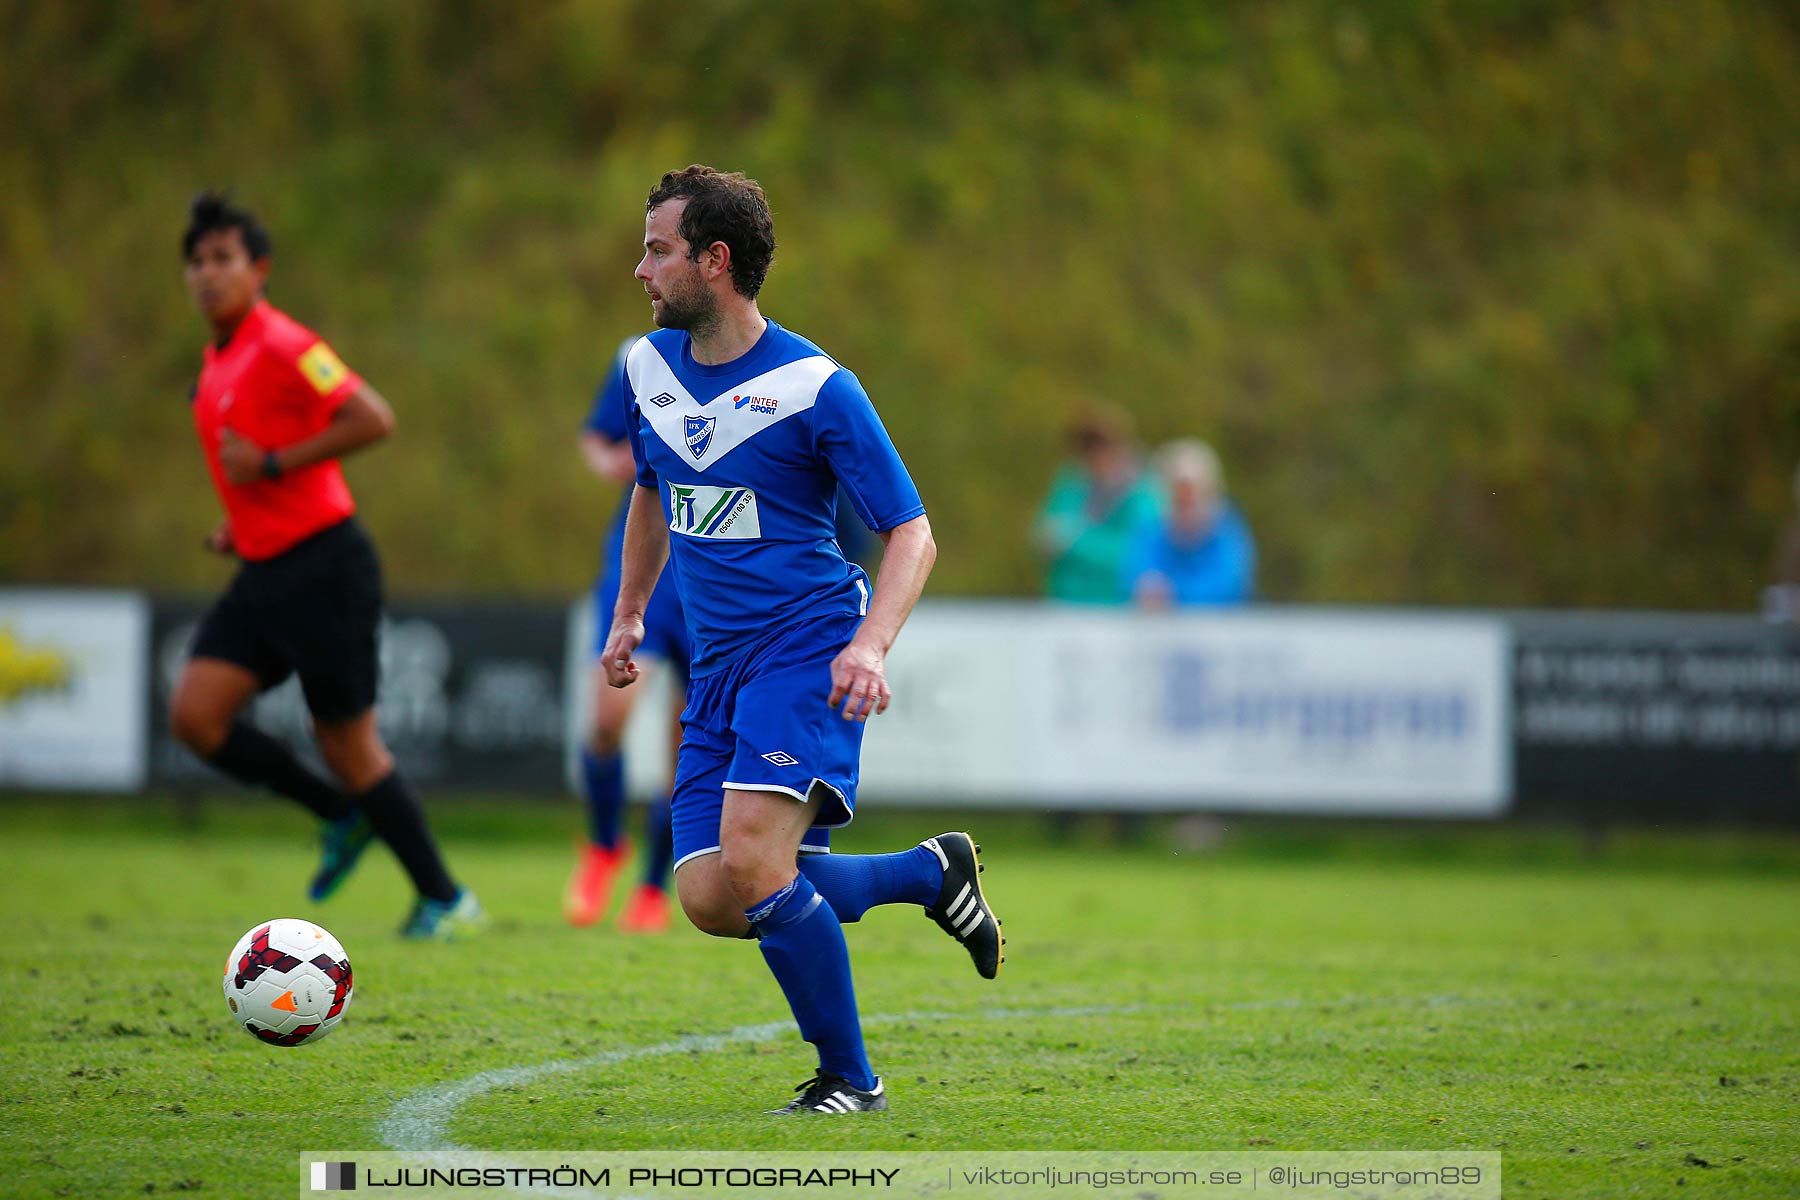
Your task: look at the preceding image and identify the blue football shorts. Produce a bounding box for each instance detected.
[670,612,866,872]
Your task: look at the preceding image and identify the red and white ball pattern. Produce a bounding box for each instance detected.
[222,919,353,1047]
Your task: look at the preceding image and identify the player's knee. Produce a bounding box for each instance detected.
[312,722,392,793]
[674,863,752,938]
[168,698,228,756]
[678,891,749,938]
[586,721,625,757]
[718,844,788,910]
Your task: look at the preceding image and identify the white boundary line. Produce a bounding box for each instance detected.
[369,996,1468,1200]
[378,1004,1146,1152]
[378,995,1468,1153]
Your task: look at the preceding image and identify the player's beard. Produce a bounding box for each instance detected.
[652,268,719,336]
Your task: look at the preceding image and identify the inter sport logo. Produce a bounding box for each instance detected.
[668,484,762,540]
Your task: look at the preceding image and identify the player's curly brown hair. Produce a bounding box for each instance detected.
[647,165,777,300]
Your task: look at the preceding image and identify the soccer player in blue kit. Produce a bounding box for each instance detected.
[602,165,1004,1114]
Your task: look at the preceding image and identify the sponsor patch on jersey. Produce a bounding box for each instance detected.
[297,342,350,396]
[733,394,778,414]
[668,483,761,539]
[684,414,716,459]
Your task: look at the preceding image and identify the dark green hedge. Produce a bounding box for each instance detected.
[3,1,1796,605]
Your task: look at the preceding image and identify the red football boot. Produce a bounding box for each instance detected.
[619,883,671,934]
[564,840,628,927]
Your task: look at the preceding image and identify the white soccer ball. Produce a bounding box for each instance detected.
[222,919,354,1047]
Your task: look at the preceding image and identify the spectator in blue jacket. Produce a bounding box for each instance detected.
[1126,439,1255,608]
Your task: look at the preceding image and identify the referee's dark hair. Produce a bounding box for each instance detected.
[182,190,272,261]
[647,165,776,300]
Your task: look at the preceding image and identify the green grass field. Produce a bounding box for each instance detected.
[1,798,1797,1198]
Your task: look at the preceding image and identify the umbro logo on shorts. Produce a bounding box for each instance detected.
[761,751,800,767]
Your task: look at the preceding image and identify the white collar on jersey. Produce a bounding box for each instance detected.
[630,345,838,472]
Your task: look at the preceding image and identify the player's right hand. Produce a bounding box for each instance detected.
[601,617,645,689]
[204,521,235,556]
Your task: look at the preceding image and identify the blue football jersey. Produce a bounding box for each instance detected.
[623,321,925,676]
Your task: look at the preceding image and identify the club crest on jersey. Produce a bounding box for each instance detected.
[684,414,716,459]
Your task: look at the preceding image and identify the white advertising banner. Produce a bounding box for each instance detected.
[0,588,150,791]
[861,604,1511,816]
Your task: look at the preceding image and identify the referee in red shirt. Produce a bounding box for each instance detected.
[169,191,482,940]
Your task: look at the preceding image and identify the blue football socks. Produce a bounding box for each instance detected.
[748,874,876,1091]
[640,793,675,888]
[797,845,944,923]
[580,750,624,850]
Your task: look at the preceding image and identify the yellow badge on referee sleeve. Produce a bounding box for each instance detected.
[297,342,349,396]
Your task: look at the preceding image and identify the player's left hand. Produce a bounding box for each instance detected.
[218,428,265,484]
[828,640,890,722]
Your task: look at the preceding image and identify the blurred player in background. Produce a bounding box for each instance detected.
[568,336,685,932]
[168,191,483,940]
[603,165,1004,1116]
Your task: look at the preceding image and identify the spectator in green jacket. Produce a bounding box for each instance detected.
[1033,405,1163,604]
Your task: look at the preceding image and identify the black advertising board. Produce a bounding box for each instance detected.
[148,596,569,793]
[1511,613,1800,823]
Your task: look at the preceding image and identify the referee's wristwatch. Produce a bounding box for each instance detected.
[261,449,283,480]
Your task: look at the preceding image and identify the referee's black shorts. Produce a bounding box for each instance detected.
[189,517,383,722]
